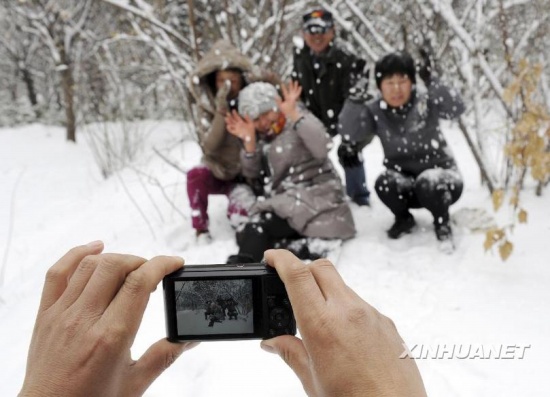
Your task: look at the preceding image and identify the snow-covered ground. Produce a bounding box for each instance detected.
[0,120,549,396]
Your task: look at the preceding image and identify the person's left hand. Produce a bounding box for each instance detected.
[276,80,302,122]
[19,241,199,397]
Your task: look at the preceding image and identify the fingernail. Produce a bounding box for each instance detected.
[86,240,103,250]
[172,256,185,265]
[260,341,276,354]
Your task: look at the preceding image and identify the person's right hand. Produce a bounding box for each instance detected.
[337,140,363,168]
[225,109,257,153]
[215,79,231,113]
[261,250,427,397]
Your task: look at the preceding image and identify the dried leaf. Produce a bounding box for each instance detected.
[484,228,505,251]
[492,189,505,211]
[518,209,528,224]
[499,240,514,261]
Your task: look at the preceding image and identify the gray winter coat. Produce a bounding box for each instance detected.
[240,111,356,240]
[339,78,465,177]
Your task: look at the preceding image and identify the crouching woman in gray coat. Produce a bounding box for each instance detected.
[224,81,356,262]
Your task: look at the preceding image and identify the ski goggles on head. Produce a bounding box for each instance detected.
[304,25,329,35]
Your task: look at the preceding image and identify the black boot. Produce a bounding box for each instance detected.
[434,222,453,241]
[387,213,416,239]
[434,219,455,253]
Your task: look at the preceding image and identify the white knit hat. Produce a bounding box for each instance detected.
[238,82,279,119]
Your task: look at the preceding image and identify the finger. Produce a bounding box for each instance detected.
[102,255,184,338]
[127,339,200,396]
[39,240,104,313]
[233,110,244,122]
[261,336,314,395]
[69,254,148,315]
[263,249,326,325]
[56,253,102,311]
[307,258,350,301]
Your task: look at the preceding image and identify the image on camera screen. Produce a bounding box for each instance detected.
[174,279,254,336]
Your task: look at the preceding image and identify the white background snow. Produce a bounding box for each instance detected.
[0,119,549,396]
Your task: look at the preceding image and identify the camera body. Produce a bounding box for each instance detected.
[163,263,296,342]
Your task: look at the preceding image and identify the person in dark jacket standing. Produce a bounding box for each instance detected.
[338,51,465,252]
[292,8,371,206]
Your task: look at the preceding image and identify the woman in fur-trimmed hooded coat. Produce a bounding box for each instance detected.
[187,39,253,181]
[224,81,356,262]
[186,40,256,237]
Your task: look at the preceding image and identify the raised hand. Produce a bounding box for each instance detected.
[417,47,435,83]
[225,110,257,153]
[215,79,231,113]
[276,80,302,122]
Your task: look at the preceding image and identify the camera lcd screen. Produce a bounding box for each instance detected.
[174,278,254,336]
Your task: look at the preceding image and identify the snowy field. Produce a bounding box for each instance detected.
[177,310,253,336]
[0,120,549,396]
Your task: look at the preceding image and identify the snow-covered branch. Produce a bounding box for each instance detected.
[99,0,190,47]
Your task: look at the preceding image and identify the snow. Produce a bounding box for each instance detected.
[1,120,549,396]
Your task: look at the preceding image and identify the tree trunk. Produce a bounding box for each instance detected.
[458,118,496,194]
[21,67,38,107]
[60,48,76,142]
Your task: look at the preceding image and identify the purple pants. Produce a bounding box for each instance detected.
[187,166,252,232]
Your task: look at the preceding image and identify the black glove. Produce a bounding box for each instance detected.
[416,47,434,84]
[348,76,371,103]
[338,141,363,168]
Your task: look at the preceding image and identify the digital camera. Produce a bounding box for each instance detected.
[163,263,296,341]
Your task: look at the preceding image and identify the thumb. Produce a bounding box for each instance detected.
[261,335,314,393]
[127,339,200,396]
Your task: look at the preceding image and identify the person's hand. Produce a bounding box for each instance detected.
[348,76,371,102]
[276,80,302,122]
[337,140,363,168]
[225,110,257,153]
[260,250,427,397]
[19,241,199,397]
[215,79,231,114]
[416,47,434,84]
